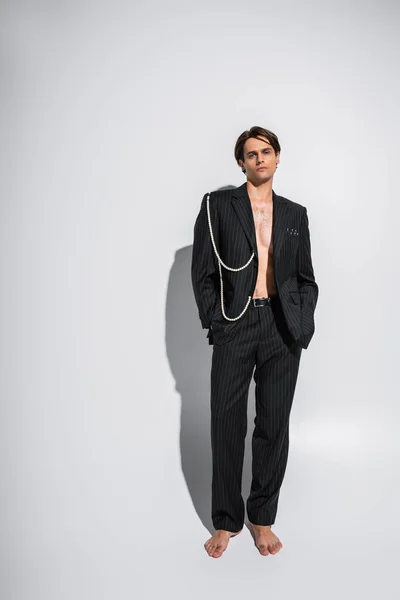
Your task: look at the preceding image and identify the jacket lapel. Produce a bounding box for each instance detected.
[231,184,258,257]
[231,182,290,265]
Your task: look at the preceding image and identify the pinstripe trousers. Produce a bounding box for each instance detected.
[210,295,302,532]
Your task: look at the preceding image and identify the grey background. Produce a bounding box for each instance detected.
[1,1,399,598]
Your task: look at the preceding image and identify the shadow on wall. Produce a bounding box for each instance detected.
[164,184,255,534]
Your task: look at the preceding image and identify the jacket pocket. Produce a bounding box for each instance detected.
[211,300,222,322]
[289,291,301,304]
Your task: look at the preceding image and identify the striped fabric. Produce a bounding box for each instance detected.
[210,298,302,531]
[191,182,319,349]
[191,182,319,532]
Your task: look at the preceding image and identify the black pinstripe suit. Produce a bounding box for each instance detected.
[191,182,319,531]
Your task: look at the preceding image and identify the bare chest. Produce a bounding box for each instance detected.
[251,204,273,251]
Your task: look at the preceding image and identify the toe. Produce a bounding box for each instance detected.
[258,544,269,556]
[213,543,225,557]
[270,541,281,554]
[206,542,215,555]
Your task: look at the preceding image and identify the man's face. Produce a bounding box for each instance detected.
[239,137,280,181]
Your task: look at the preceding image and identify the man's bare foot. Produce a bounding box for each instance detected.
[248,521,283,556]
[204,528,242,558]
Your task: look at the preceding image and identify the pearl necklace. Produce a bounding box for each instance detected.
[206,193,254,322]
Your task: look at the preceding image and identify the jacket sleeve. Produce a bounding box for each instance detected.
[297,207,319,339]
[191,192,219,329]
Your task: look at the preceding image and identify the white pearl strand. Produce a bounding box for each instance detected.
[206,193,254,322]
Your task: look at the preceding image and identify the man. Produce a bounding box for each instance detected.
[191,126,319,558]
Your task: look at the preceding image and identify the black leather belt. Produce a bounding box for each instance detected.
[251,296,276,307]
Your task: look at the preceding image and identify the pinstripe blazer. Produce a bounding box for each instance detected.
[191,182,319,349]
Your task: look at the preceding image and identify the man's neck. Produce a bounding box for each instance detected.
[246,179,273,205]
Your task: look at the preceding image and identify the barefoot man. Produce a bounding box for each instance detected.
[191,126,319,558]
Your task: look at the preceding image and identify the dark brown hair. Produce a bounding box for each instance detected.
[234,126,281,174]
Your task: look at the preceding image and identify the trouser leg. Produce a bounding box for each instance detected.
[210,311,258,532]
[246,299,302,526]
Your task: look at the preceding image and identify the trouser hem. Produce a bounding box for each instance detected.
[212,519,243,533]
